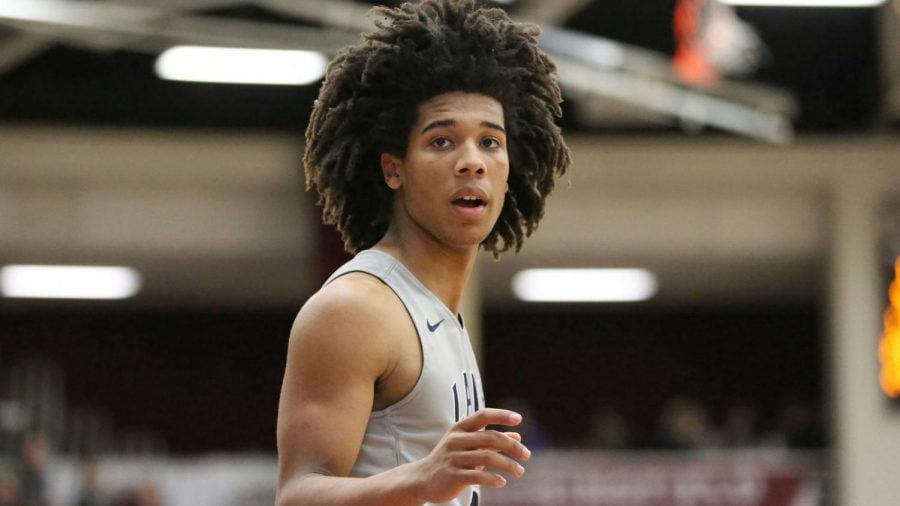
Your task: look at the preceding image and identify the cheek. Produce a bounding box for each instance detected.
[496,161,510,188]
[497,151,510,177]
[403,166,442,205]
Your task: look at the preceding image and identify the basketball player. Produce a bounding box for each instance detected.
[275,1,570,505]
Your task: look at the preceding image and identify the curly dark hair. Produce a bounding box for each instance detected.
[304,0,571,256]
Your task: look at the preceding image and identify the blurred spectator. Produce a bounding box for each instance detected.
[498,397,552,452]
[76,460,107,506]
[767,402,825,449]
[586,408,632,450]
[18,431,50,506]
[655,396,715,450]
[718,403,759,448]
[133,485,161,506]
[0,469,21,506]
[110,483,162,506]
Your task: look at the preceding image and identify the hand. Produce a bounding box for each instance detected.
[408,408,532,504]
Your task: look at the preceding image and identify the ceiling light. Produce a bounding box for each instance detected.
[1,265,141,300]
[155,46,327,86]
[720,0,885,7]
[512,268,658,303]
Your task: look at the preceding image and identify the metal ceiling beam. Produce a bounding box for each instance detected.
[512,0,595,25]
[540,27,797,143]
[0,0,357,55]
[151,16,357,53]
[555,56,794,144]
[0,32,53,74]
[0,0,798,142]
[260,0,375,33]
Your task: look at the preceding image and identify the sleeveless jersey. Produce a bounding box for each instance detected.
[324,249,486,506]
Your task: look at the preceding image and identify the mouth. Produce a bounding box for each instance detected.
[452,195,486,208]
[450,191,489,219]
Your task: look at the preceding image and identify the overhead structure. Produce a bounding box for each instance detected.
[0,0,801,142]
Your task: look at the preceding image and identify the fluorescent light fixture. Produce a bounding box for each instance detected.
[512,268,658,303]
[155,46,327,85]
[720,0,885,7]
[1,265,141,300]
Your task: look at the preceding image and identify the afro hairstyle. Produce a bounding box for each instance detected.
[304,0,571,256]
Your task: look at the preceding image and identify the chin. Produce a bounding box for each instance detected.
[437,222,496,251]
[443,233,489,251]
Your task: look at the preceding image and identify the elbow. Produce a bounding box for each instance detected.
[274,472,298,506]
[274,485,290,506]
[275,470,319,506]
[275,482,304,506]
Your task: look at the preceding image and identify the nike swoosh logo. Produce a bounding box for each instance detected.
[427,319,444,332]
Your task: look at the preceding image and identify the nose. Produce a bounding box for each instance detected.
[453,140,486,177]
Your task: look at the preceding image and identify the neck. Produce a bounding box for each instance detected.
[374,227,478,315]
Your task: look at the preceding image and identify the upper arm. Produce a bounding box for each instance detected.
[276,276,398,487]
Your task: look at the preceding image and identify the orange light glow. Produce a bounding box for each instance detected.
[880,258,900,398]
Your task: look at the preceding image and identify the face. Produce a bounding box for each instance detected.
[381,92,510,252]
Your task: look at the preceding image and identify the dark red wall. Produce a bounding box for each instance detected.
[0,304,822,454]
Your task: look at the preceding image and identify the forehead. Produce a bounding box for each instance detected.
[413,92,504,128]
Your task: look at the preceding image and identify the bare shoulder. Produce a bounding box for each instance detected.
[287,272,406,375]
[294,272,402,334]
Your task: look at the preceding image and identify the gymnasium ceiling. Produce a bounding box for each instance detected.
[0,0,898,311]
[0,0,895,133]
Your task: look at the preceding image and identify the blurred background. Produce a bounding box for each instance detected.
[0,0,899,504]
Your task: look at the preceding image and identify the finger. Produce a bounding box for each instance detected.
[501,432,530,460]
[457,469,508,489]
[453,450,526,478]
[452,430,530,461]
[504,432,522,443]
[455,408,521,432]
[502,432,527,458]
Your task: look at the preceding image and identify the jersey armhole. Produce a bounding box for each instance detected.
[329,269,430,418]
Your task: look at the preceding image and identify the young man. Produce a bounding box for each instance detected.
[276,1,570,505]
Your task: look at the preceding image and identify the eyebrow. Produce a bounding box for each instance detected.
[420,119,506,135]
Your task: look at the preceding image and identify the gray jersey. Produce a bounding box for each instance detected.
[325,249,486,506]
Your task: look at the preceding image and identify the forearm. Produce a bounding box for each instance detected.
[276,463,424,506]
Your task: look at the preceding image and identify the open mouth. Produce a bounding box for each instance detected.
[453,196,485,208]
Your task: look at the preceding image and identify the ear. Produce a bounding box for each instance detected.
[380,153,403,190]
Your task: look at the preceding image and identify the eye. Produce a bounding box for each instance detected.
[430,136,452,149]
[481,137,501,149]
